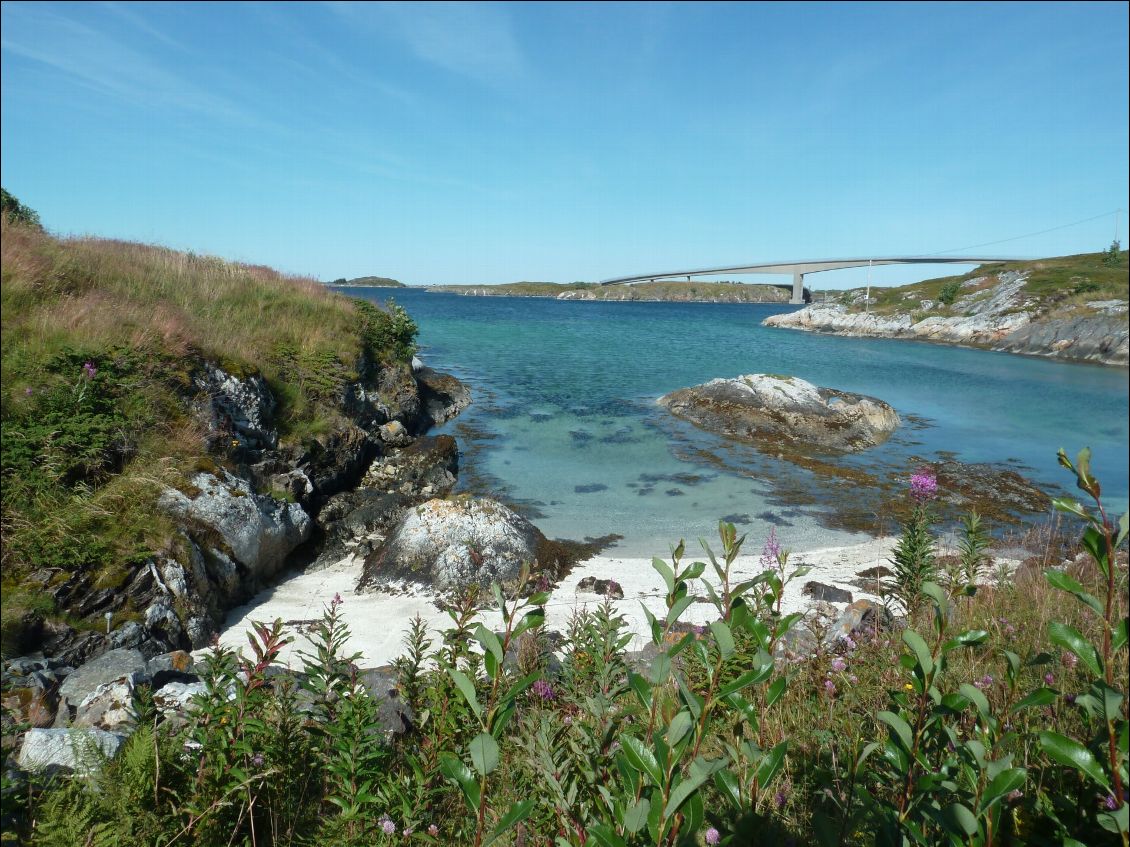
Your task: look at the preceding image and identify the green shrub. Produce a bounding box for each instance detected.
[938,280,962,305]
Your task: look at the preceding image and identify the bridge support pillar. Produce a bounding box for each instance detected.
[790,272,805,305]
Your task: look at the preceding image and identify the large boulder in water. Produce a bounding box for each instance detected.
[658,373,900,452]
[358,497,542,592]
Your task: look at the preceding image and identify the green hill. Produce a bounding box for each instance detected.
[0,193,417,651]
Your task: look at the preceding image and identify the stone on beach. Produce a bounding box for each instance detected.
[358,497,543,592]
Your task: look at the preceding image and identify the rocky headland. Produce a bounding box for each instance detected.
[659,373,901,452]
[764,252,1129,366]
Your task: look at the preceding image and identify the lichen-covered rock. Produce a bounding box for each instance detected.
[74,677,137,731]
[193,363,278,450]
[358,497,542,591]
[658,374,900,452]
[17,728,125,775]
[58,649,147,710]
[158,469,311,580]
[312,436,460,569]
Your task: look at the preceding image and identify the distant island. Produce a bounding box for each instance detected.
[328,275,405,287]
[426,280,792,303]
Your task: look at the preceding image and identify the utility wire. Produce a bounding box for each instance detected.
[925,209,1122,257]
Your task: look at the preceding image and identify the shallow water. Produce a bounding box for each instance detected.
[340,287,1129,556]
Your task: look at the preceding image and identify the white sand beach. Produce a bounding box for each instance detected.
[204,536,899,669]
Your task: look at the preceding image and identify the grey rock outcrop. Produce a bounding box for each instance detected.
[193,363,278,450]
[415,367,472,429]
[58,649,147,710]
[158,470,311,581]
[658,374,900,452]
[358,497,542,591]
[313,435,460,569]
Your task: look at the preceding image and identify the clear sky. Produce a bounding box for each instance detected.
[2,1,1128,288]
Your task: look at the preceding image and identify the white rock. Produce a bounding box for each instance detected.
[17,728,126,775]
[360,497,541,591]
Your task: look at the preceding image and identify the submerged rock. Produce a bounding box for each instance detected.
[659,374,900,452]
[358,497,542,591]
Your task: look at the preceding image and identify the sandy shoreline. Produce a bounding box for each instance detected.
[205,536,898,669]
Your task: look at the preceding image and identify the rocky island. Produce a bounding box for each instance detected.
[659,373,901,452]
[764,250,1129,366]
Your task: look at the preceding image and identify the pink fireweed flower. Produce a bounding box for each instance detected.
[910,470,937,502]
[760,526,782,569]
[705,827,721,845]
[531,679,556,700]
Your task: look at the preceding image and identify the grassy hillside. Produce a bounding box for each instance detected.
[0,202,416,643]
[429,280,790,301]
[846,249,1129,317]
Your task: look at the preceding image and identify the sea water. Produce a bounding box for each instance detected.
[340,287,1129,556]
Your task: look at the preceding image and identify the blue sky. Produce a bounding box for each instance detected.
[2,2,1128,288]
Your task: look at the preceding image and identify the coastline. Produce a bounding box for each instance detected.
[206,536,906,668]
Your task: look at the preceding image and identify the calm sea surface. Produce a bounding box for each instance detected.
[339,287,1129,556]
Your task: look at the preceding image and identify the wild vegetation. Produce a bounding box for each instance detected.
[4,451,1125,846]
[0,194,417,651]
[837,250,1129,319]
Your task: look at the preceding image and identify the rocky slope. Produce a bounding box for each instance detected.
[763,256,1129,366]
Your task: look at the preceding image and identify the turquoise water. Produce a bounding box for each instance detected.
[341,288,1129,555]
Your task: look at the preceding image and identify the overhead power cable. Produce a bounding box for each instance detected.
[926,209,1122,257]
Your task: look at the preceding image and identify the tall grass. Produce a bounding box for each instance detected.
[1,217,415,642]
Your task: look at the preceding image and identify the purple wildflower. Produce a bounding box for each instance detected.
[823,679,836,695]
[1062,651,1078,669]
[331,592,343,610]
[1104,794,1119,811]
[849,674,859,684]
[24,387,33,396]
[251,752,264,767]
[831,657,847,673]
[82,361,97,379]
[842,635,857,651]
[1044,672,1055,686]
[974,674,994,690]
[705,827,721,845]
[774,788,788,809]
[1007,789,1023,802]
[760,526,782,569]
[909,470,937,502]
[1066,693,1077,706]
[381,817,396,835]
[531,679,556,700]
[428,824,439,836]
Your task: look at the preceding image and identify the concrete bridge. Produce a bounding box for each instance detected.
[599,257,1016,304]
